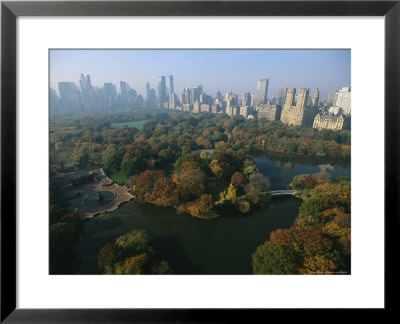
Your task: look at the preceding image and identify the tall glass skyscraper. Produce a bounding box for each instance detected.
[255,78,269,105]
[158,76,167,107]
[168,75,174,95]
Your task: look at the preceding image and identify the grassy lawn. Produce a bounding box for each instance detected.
[110,119,152,130]
[110,171,125,186]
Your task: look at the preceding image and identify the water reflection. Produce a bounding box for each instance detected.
[319,164,335,172]
[75,153,350,274]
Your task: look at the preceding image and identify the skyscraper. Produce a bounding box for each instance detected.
[284,88,296,107]
[327,91,337,106]
[191,86,203,103]
[103,83,117,107]
[158,76,167,108]
[157,75,175,108]
[120,81,128,98]
[146,82,157,108]
[296,88,309,108]
[127,88,137,105]
[281,87,314,126]
[146,82,151,103]
[58,82,81,105]
[241,92,252,106]
[182,88,191,105]
[334,87,351,115]
[255,78,269,105]
[57,81,82,112]
[168,75,174,95]
[276,85,287,106]
[311,88,320,107]
[49,87,61,118]
[225,92,238,107]
[79,74,94,108]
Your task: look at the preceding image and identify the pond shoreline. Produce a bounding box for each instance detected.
[251,149,351,166]
[74,154,350,275]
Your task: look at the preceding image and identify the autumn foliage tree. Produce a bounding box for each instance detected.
[219,183,237,204]
[98,242,124,273]
[98,229,172,275]
[115,253,150,275]
[187,194,215,218]
[177,169,206,201]
[244,173,271,204]
[209,159,224,179]
[134,170,166,201]
[231,171,245,188]
[252,174,351,275]
[237,200,251,213]
[150,177,179,207]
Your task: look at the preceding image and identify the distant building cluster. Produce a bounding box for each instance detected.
[50,73,351,131]
[51,74,148,117]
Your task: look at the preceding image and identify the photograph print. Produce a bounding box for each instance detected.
[49,49,351,275]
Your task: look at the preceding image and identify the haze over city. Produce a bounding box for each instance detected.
[49,48,352,277]
[50,49,350,99]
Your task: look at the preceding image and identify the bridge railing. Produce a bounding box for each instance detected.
[268,190,297,196]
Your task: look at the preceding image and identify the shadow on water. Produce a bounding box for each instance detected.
[74,154,350,275]
[75,236,111,274]
[83,214,124,235]
[150,236,199,274]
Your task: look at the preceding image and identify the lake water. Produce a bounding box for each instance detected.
[75,153,350,274]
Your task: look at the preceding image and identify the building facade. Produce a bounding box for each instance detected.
[255,78,269,105]
[313,113,350,131]
[276,85,287,106]
[335,87,351,115]
[258,102,282,121]
[311,88,320,107]
[280,87,317,126]
[201,103,211,113]
[239,106,250,118]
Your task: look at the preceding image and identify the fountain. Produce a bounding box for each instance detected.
[83,190,116,207]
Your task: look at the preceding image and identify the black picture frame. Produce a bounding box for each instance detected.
[1,0,399,322]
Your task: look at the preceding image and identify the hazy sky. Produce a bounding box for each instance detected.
[50,49,350,99]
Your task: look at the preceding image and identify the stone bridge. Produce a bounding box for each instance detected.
[268,190,297,197]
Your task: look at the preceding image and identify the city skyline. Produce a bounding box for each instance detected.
[50,49,350,99]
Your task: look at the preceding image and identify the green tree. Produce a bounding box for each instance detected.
[102,144,122,171]
[50,222,79,254]
[237,200,251,213]
[115,229,149,257]
[200,151,208,160]
[75,146,89,168]
[49,222,81,274]
[252,243,297,274]
[243,165,258,178]
[187,194,214,218]
[121,156,147,178]
[98,242,124,273]
[209,159,224,179]
[197,194,214,217]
